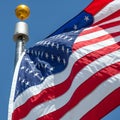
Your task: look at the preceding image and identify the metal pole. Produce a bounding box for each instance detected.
[15,37,25,65]
[13,4,30,65]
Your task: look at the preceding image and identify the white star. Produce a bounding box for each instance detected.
[56,44,59,50]
[45,53,49,59]
[34,74,44,81]
[25,68,29,73]
[46,41,51,46]
[29,70,33,74]
[57,56,61,63]
[73,24,78,30]
[31,50,34,54]
[44,64,47,69]
[66,48,70,54]
[63,36,68,40]
[63,59,66,65]
[41,51,44,57]
[74,30,80,33]
[84,16,89,22]
[51,42,55,47]
[56,34,61,38]
[35,51,38,56]
[51,54,54,60]
[59,34,65,38]
[26,81,29,86]
[34,72,39,77]
[35,41,41,45]
[42,41,47,45]
[62,46,65,52]
[41,77,44,81]
[68,37,73,41]
[21,66,25,70]
[21,79,25,84]
[29,61,34,64]
[50,67,54,71]
[25,58,29,61]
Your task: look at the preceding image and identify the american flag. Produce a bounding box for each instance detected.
[8,0,120,119]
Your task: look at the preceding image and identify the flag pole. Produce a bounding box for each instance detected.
[13,4,30,65]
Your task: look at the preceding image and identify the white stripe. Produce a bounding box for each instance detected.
[61,74,120,120]
[83,16,120,31]
[78,17,120,31]
[23,50,120,120]
[94,0,120,23]
[95,16,120,26]
[74,25,120,43]
[8,52,25,120]
[13,35,120,110]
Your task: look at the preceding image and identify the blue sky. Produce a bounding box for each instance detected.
[0,0,119,120]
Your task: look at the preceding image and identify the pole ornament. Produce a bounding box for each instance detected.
[15,4,30,21]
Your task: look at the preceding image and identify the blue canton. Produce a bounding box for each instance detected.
[47,11,93,37]
[14,30,80,100]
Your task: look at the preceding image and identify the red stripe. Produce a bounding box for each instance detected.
[85,0,113,15]
[93,10,120,26]
[73,32,120,51]
[81,88,120,120]
[12,42,120,120]
[37,63,120,120]
[79,20,120,36]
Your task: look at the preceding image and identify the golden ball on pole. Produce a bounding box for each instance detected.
[15,4,30,20]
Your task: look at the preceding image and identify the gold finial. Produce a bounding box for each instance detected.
[15,4,30,20]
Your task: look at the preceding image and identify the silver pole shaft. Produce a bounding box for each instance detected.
[15,38,25,65]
